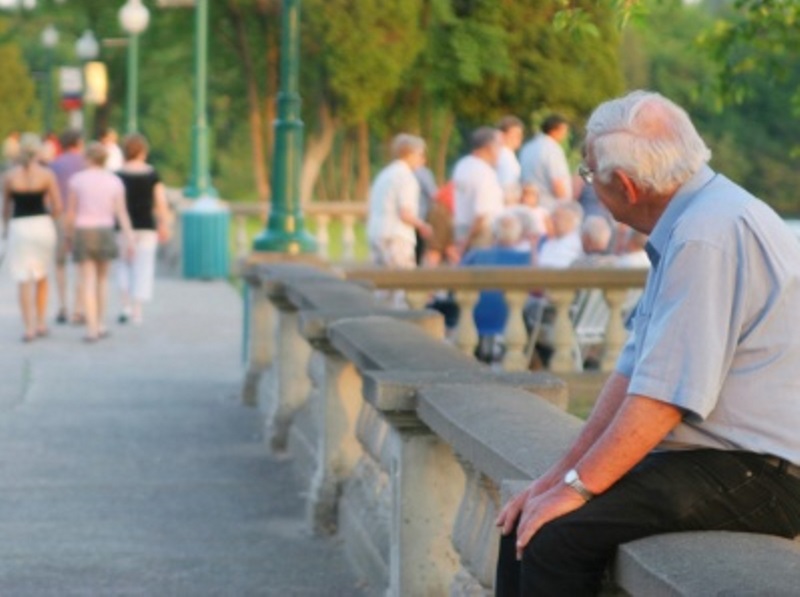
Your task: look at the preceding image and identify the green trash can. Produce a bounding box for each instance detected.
[182,198,230,279]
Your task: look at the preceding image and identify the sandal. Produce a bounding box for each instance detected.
[55,310,68,324]
[22,333,36,343]
[36,328,49,338]
[82,335,98,344]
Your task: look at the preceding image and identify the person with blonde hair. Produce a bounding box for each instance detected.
[65,142,134,342]
[2,133,61,341]
[115,133,171,325]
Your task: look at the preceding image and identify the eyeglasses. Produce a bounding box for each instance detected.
[578,163,594,185]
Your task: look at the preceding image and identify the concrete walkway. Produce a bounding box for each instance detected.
[0,263,366,595]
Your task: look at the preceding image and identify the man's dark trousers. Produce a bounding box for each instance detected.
[495,449,800,596]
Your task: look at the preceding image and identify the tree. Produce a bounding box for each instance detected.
[0,22,40,137]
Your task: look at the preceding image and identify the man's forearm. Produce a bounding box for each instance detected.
[535,372,631,489]
[578,394,683,495]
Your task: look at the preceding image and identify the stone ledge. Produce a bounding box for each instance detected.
[616,531,800,597]
[417,384,581,484]
[329,316,477,374]
[362,370,567,413]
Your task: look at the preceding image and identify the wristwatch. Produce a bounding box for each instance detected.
[564,469,595,502]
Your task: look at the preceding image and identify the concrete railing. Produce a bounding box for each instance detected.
[240,259,800,597]
[229,201,367,263]
[342,266,649,374]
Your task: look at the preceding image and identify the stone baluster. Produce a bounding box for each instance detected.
[263,303,312,454]
[601,288,629,372]
[241,279,276,407]
[304,348,364,535]
[450,463,502,595]
[454,290,479,358]
[405,291,430,312]
[315,214,330,260]
[387,419,464,597]
[549,289,578,373]
[342,214,357,262]
[235,214,249,260]
[503,290,530,372]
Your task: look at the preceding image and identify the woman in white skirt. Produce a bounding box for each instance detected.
[115,134,171,325]
[1,133,61,342]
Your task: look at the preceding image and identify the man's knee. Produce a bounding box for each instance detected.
[521,517,575,569]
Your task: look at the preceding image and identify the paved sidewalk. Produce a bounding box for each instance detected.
[0,264,366,596]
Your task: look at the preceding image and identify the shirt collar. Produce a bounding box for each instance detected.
[644,165,716,268]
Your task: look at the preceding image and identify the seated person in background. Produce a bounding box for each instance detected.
[572,215,616,268]
[506,183,552,252]
[536,201,584,268]
[461,213,531,364]
[529,215,616,368]
[616,228,649,268]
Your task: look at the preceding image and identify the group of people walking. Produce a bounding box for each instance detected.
[1,129,170,342]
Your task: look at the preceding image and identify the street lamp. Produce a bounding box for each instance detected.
[184,0,216,198]
[252,0,316,254]
[75,30,99,135]
[40,24,59,134]
[118,0,150,134]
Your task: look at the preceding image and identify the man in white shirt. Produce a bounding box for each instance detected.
[520,114,572,211]
[495,115,524,198]
[366,134,431,270]
[100,128,124,172]
[452,127,504,254]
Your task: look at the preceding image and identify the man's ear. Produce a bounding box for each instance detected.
[615,170,640,205]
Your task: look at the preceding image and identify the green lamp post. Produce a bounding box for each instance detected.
[40,24,59,135]
[252,0,316,254]
[184,0,216,198]
[119,0,150,135]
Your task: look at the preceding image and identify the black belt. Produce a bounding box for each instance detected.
[763,456,800,480]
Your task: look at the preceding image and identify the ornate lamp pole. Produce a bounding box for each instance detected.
[75,30,99,135]
[118,0,150,134]
[184,0,216,198]
[40,24,59,134]
[252,0,316,254]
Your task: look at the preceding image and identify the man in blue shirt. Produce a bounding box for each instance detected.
[495,91,800,596]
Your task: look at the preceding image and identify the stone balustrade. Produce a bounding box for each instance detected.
[240,260,800,597]
[229,201,367,262]
[342,266,648,374]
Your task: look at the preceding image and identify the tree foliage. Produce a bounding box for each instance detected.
[0,21,40,137]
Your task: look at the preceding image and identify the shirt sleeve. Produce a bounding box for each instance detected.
[627,240,743,419]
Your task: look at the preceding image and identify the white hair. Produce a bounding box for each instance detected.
[586,90,711,194]
[493,212,523,246]
[581,215,612,252]
[391,133,426,160]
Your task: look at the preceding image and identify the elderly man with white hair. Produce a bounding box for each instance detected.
[496,91,800,596]
[366,133,432,270]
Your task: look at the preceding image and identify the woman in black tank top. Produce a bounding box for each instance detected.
[1,133,62,342]
[115,133,172,325]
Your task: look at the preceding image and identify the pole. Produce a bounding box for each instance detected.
[125,33,139,134]
[252,0,316,254]
[44,49,53,134]
[81,60,90,136]
[184,0,216,198]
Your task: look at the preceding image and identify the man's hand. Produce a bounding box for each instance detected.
[512,483,587,559]
[495,477,548,536]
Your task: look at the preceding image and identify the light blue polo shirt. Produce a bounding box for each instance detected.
[618,165,800,463]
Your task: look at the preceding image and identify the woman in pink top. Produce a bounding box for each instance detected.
[65,142,134,342]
